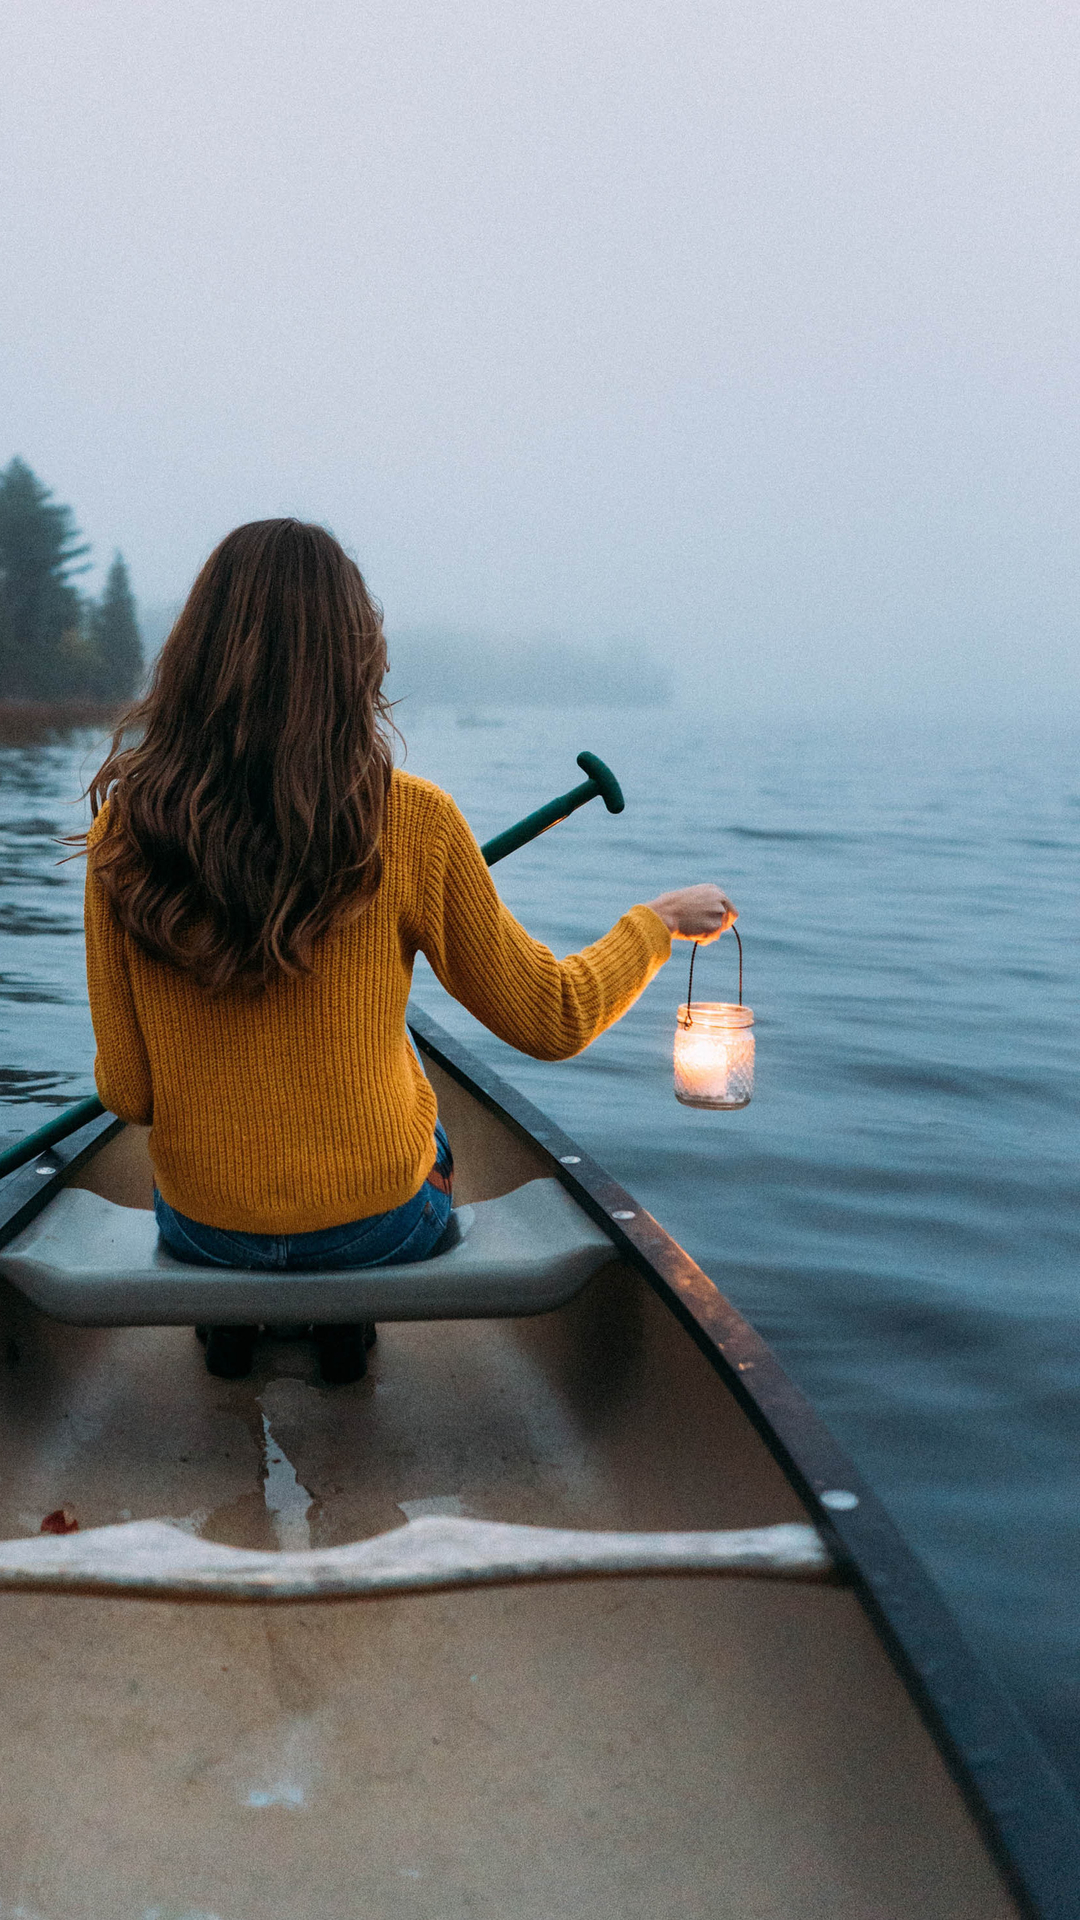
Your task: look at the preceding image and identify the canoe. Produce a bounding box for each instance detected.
[0,1005,1074,1920]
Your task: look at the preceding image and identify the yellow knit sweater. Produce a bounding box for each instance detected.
[84,770,672,1233]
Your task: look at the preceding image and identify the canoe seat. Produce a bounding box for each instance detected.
[0,1179,614,1327]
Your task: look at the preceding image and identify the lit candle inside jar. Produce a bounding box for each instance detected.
[674,1002,755,1109]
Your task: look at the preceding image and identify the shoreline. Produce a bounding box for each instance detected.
[0,700,125,746]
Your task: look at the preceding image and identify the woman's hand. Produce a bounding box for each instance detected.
[644,884,737,943]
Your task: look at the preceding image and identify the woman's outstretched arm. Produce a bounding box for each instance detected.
[418,791,735,1061]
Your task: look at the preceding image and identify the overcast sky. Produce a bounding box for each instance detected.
[2,0,1078,713]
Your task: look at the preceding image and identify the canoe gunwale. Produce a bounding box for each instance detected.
[0,1110,122,1252]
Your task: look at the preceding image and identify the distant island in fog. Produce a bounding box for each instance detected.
[384,630,671,710]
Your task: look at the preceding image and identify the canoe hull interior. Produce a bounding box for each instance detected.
[0,1053,1023,1919]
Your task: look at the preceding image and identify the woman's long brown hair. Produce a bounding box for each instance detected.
[86,519,395,994]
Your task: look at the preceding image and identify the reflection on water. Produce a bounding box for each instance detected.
[1,710,1079,1802]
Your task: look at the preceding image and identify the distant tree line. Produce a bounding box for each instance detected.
[0,458,143,704]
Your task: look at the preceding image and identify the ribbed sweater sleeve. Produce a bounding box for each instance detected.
[418,791,672,1060]
[84,824,153,1124]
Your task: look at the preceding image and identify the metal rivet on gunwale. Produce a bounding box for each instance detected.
[558,1155,581,1165]
[820,1489,859,1511]
[611,1210,636,1221]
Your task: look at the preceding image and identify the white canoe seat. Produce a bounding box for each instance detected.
[0,1179,614,1328]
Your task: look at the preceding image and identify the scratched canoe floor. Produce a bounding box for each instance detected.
[0,702,1078,1825]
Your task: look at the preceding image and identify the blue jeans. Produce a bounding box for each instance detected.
[154,1122,454,1271]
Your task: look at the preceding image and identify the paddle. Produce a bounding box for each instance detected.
[0,751,626,1180]
[480,751,624,865]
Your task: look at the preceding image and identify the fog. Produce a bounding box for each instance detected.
[2,0,1078,717]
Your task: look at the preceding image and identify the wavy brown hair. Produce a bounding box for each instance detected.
[86,519,394,993]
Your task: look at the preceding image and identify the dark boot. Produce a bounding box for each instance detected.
[204,1325,258,1378]
[314,1322,372,1385]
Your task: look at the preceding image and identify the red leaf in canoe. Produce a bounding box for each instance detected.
[40,1507,79,1535]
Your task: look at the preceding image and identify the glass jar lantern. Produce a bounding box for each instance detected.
[674,1001,755,1108]
[673,926,754,1109]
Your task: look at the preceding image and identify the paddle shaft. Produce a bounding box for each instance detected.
[479,750,624,866]
[0,750,626,1181]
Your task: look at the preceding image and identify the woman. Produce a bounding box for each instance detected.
[83,520,735,1382]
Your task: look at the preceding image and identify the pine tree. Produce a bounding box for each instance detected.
[90,553,143,703]
[0,458,90,700]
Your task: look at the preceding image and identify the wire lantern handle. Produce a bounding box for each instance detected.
[683,923,743,1028]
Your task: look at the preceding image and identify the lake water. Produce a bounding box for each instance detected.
[1,706,1078,1801]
